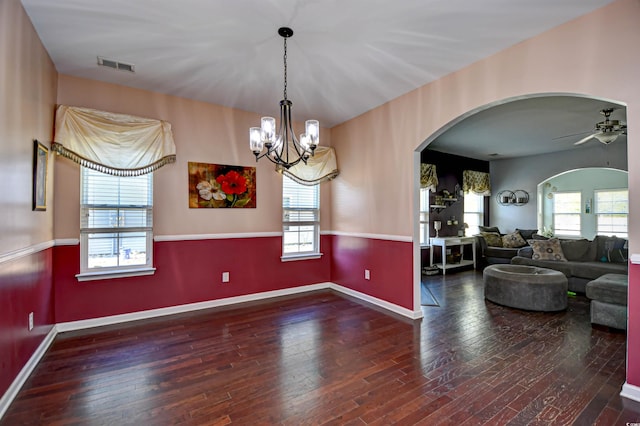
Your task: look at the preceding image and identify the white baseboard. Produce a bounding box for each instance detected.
[57,283,331,332]
[1,283,418,421]
[56,282,419,332]
[621,382,640,402]
[330,283,423,319]
[0,326,58,419]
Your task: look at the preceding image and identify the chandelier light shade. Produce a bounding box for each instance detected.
[250,27,319,169]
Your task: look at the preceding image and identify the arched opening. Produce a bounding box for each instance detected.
[537,168,628,240]
[412,94,628,312]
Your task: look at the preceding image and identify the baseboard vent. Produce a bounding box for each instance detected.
[97,56,135,72]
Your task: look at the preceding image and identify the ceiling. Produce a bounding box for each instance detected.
[427,95,627,161]
[21,0,625,160]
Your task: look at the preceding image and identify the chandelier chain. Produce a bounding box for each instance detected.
[283,37,288,101]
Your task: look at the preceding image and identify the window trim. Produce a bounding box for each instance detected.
[282,175,321,260]
[594,188,628,238]
[552,191,582,237]
[78,168,155,280]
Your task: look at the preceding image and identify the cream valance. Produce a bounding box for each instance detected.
[463,170,491,196]
[52,105,176,176]
[279,146,339,185]
[420,163,438,191]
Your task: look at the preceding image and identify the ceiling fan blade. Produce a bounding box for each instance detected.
[552,130,592,141]
[574,133,596,145]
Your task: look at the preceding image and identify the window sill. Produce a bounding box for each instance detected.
[281,253,323,262]
[76,267,156,282]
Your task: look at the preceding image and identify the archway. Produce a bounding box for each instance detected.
[412,93,628,312]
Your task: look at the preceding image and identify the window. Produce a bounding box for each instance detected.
[80,168,154,278]
[282,175,319,257]
[595,189,628,238]
[553,191,581,236]
[419,188,430,245]
[463,192,484,236]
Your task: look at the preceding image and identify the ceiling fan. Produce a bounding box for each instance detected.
[573,108,627,146]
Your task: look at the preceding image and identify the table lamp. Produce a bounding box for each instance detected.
[433,220,442,238]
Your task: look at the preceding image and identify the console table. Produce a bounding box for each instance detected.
[429,236,476,275]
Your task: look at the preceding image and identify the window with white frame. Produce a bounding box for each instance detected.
[80,168,153,275]
[595,189,628,238]
[282,176,319,256]
[419,187,430,245]
[463,192,484,236]
[553,191,581,236]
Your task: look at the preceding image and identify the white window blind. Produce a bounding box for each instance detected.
[80,168,153,274]
[282,175,319,255]
[595,189,628,238]
[419,188,429,245]
[553,192,581,236]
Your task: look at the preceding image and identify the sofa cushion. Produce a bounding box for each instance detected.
[517,246,533,258]
[595,236,628,263]
[568,261,628,280]
[502,231,527,248]
[481,232,503,247]
[516,229,537,240]
[560,239,592,261]
[484,246,520,259]
[528,238,567,262]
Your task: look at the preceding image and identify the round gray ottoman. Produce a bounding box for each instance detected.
[483,264,568,311]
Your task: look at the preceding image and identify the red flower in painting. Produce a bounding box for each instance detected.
[216,170,247,195]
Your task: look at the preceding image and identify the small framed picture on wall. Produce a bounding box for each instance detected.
[32,139,48,211]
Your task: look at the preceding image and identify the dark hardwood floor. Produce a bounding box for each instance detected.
[3,270,640,425]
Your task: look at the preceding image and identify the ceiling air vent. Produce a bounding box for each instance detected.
[97,56,135,73]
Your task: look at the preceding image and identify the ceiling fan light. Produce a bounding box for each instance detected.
[595,132,619,144]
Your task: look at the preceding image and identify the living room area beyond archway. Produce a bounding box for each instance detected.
[415,93,628,282]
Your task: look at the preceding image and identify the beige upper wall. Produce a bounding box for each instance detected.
[54,75,332,239]
[0,0,57,254]
[331,0,640,247]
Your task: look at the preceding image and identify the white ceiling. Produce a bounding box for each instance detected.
[428,95,627,161]
[21,0,625,159]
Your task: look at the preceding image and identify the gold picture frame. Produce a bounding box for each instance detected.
[32,140,48,211]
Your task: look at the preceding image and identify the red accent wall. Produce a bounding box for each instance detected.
[330,235,414,310]
[0,248,54,396]
[53,235,332,322]
[628,262,640,387]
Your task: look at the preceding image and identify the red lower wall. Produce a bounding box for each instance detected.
[628,262,640,387]
[53,235,332,323]
[0,248,54,397]
[330,235,414,310]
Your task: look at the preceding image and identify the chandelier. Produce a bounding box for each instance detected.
[249,27,319,169]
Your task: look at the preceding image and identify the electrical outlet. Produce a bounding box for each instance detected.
[222,272,230,283]
[365,269,371,280]
[28,312,34,331]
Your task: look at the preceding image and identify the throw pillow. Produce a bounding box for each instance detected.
[515,229,537,240]
[481,232,503,247]
[531,233,549,240]
[527,238,567,262]
[502,231,527,248]
[596,236,628,263]
[479,226,500,234]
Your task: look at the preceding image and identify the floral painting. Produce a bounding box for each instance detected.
[188,162,256,208]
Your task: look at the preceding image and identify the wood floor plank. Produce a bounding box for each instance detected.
[2,272,639,425]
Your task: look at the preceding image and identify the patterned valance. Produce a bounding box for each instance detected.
[278,146,339,186]
[463,170,491,196]
[52,105,176,176]
[420,164,438,191]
